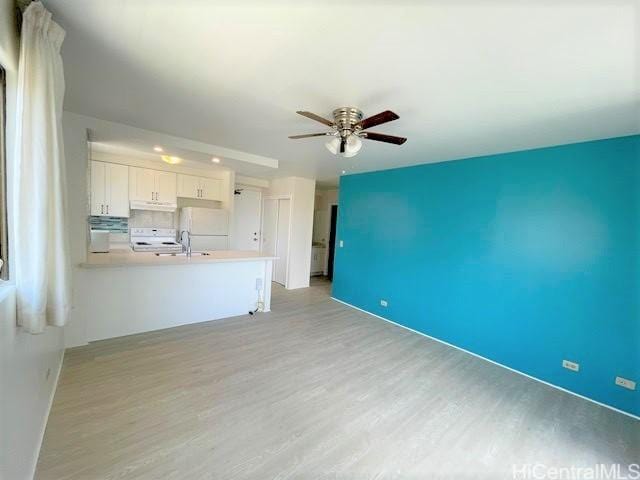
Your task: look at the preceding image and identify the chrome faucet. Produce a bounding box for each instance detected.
[180,230,192,257]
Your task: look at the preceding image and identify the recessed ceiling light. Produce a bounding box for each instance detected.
[211,157,221,163]
[153,145,163,152]
[161,155,181,165]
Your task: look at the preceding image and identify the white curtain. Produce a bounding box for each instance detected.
[14,2,71,334]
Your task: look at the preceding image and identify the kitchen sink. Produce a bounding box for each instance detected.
[154,252,210,257]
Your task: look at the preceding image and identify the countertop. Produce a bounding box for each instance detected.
[81,247,277,268]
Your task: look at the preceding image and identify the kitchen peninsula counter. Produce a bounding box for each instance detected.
[81,248,276,268]
[67,247,275,347]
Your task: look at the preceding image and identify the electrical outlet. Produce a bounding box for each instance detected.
[615,377,636,391]
[380,299,388,307]
[339,240,344,248]
[562,360,579,372]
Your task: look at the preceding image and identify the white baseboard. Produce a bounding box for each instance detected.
[29,348,65,479]
[331,297,639,421]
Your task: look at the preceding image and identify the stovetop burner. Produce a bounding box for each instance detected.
[130,228,183,253]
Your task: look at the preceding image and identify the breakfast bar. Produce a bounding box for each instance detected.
[66,249,275,346]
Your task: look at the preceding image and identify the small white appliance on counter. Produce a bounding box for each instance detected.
[130,228,183,253]
[89,229,110,253]
[179,207,229,251]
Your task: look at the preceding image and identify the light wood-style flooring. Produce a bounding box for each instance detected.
[36,278,639,479]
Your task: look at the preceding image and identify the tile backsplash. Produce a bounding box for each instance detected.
[89,216,128,233]
[88,211,177,248]
[129,210,176,229]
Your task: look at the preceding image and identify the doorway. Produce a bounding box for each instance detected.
[327,204,338,281]
[232,188,261,251]
[262,198,291,286]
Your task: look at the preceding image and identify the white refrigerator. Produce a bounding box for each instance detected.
[179,207,229,250]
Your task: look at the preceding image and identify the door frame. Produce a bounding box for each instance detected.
[323,202,339,275]
[262,195,292,289]
[233,184,263,250]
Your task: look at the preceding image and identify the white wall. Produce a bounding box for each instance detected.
[236,175,269,189]
[268,177,315,289]
[0,2,66,478]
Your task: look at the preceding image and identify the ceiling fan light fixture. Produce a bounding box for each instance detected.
[325,136,340,155]
[345,134,362,155]
[292,107,406,156]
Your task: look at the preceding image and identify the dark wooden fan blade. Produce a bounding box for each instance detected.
[356,110,399,130]
[362,132,407,145]
[296,111,334,127]
[289,133,331,139]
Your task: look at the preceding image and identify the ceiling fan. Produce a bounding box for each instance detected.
[289,107,407,158]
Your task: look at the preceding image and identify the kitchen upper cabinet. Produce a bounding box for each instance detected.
[90,162,106,216]
[129,167,155,201]
[129,167,177,204]
[200,177,222,201]
[105,163,130,217]
[90,161,129,217]
[156,170,177,203]
[177,174,223,201]
[177,174,200,199]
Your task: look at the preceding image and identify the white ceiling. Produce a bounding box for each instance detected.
[48,0,640,184]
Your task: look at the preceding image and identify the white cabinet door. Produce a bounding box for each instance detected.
[177,174,200,199]
[90,161,106,216]
[92,161,130,217]
[129,167,155,201]
[310,247,325,274]
[155,170,177,204]
[177,175,222,201]
[106,163,129,217]
[200,177,222,201]
[129,167,175,203]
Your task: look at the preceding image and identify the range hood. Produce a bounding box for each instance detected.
[129,200,177,212]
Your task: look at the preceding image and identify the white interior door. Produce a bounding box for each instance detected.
[274,199,290,286]
[262,198,291,286]
[233,189,262,251]
[262,199,278,257]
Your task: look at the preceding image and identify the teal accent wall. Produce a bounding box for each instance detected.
[333,135,639,416]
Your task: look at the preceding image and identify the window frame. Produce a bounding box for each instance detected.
[0,66,8,280]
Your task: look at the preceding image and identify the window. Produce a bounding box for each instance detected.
[0,67,7,279]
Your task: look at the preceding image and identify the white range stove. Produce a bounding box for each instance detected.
[130,228,183,253]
